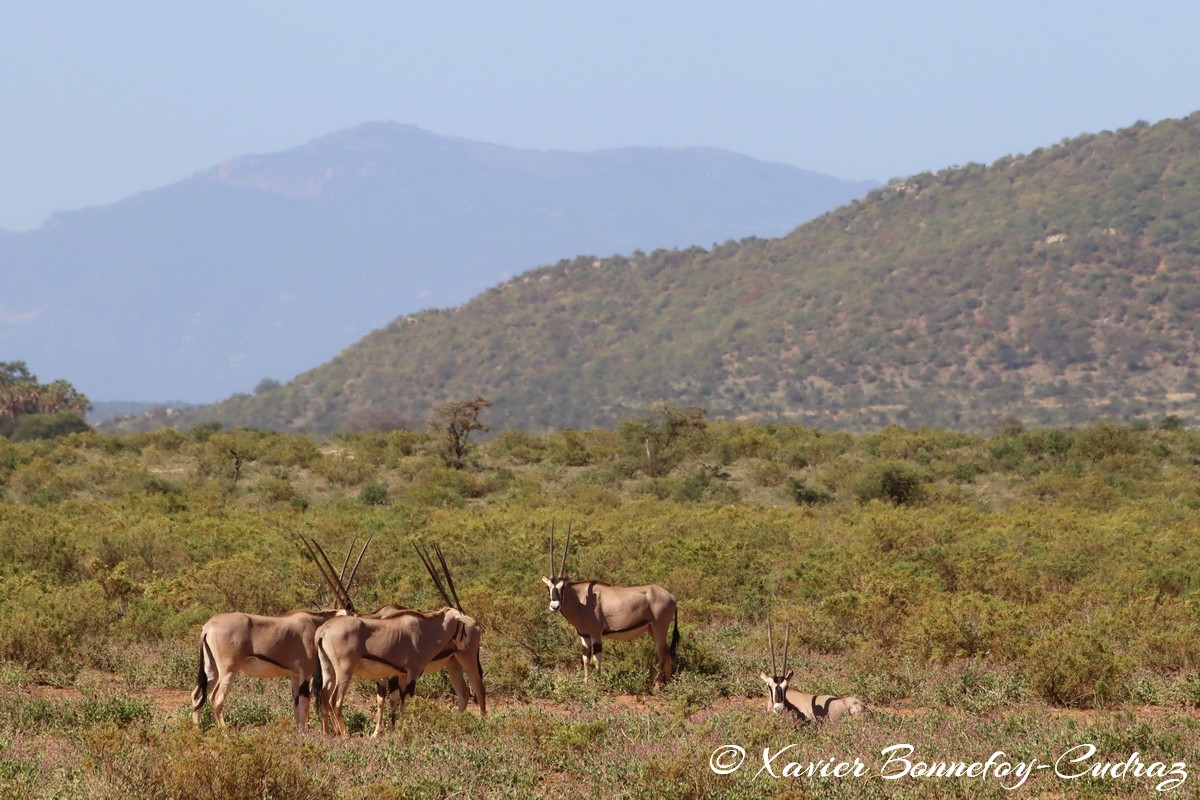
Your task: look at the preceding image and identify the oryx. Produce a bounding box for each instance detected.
[760,618,868,722]
[189,533,367,731]
[302,537,486,735]
[314,606,482,737]
[372,544,486,725]
[541,523,679,684]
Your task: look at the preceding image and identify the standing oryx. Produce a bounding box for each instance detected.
[190,533,367,731]
[367,543,487,733]
[314,606,482,737]
[760,618,868,722]
[192,609,344,730]
[541,524,679,684]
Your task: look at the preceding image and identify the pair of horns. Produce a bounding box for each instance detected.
[548,521,571,580]
[297,532,371,612]
[767,617,790,677]
[414,542,463,612]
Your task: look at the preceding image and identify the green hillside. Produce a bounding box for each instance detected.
[127,113,1200,434]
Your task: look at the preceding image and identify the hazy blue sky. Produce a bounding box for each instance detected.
[3,1,1199,231]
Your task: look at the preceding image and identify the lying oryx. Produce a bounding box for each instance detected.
[314,607,482,737]
[760,618,868,722]
[541,523,679,684]
[190,534,368,731]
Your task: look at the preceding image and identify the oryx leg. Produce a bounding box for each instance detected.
[329,675,353,737]
[209,671,236,728]
[580,636,602,680]
[446,661,470,713]
[651,622,671,686]
[372,677,402,738]
[455,654,487,717]
[290,674,311,731]
[579,636,592,682]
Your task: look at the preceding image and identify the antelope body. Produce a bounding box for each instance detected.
[760,619,867,723]
[191,533,367,731]
[192,608,343,730]
[367,602,486,732]
[314,607,482,737]
[542,525,679,684]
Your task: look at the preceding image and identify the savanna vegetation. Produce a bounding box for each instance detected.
[2,413,1200,797]
[107,112,1200,437]
[0,361,90,441]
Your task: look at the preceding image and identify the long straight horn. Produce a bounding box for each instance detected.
[338,535,358,585]
[549,521,556,579]
[782,622,791,676]
[298,534,350,609]
[311,537,354,610]
[434,544,463,612]
[344,535,373,595]
[767,617,777,677]
[415,543,453,608]
[559,521,571,580]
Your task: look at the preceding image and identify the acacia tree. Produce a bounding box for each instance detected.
[429,396,491,468]
[0,361,90,438]
[619,402,708,477]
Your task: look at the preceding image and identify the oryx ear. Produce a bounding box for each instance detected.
[784,670,794,683]
[541,576,554,587]
[759,672,772,685]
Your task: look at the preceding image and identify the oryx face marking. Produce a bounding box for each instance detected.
[760,671,794,713]
[542,576,565,611]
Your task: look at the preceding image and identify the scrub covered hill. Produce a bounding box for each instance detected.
[123,113,1200,434]
[2,123,872,403]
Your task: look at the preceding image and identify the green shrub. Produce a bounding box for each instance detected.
[848,461,924,505]
[358,482,390,506]
[490,429,547,464]
[1022,626,1130,708]
[9,413,91,441]
[253,475,308,508]
[787,477,833,505]
[311,453,375,487]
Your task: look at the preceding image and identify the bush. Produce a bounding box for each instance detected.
[1022,626,1130,708]
[84,722,336,800]
[9,413,91,441]
[358,482,390,506]
[848,461,924,505]
[787,477,833,505]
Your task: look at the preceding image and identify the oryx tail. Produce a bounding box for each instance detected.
[669,608,680,660]
[314,634,327,714]
[193,633,218,711]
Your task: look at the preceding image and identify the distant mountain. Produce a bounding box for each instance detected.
[0,123,875,402]
[114,113,1200,435]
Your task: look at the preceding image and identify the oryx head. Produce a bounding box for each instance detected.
[759,618,793,714]
[541,522,571,612]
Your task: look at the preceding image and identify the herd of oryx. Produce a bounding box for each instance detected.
[191,525,867,737]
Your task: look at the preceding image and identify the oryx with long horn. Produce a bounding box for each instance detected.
[760,618,868,722]
[190,533,369,730]
[541,523,679,684]
[366,543,487,734]
[313,605,482,737]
